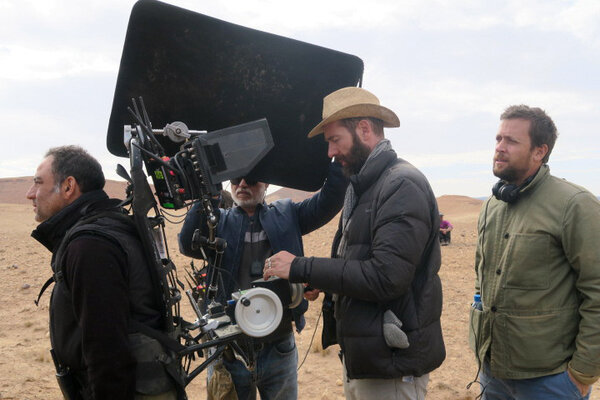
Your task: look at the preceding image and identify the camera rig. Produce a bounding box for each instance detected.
[118,97,304,389]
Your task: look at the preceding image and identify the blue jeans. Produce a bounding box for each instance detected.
[223,332,297,400]
[480,363,591,400]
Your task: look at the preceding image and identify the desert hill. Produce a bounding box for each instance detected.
[1,176,304,206]
[266,187,315,203]
[437,195,484,217]
[0,176,129,204]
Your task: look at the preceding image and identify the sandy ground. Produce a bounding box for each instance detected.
[1,197,599,399]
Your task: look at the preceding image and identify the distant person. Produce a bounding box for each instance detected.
[439,213,453,245]
[264,87,445,400]
[179,164,347,399]
[27,146,177,399]
[470,105,600,399]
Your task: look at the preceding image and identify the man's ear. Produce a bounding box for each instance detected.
[356,119,372,142]
[61,176,81,201]
[533,144,549,163]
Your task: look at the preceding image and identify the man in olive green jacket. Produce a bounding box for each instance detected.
[470,105,600,399]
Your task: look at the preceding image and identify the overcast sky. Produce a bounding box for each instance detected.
[1,0,599,198]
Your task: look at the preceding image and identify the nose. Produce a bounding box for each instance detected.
[327,142,338,159]
[495,143,503,154]
[26,184,36,200]
[238,179,249,188]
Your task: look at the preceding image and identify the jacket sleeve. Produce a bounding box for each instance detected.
[294,161,348,235]
[562,192,600,378]
[178,201,221,258]
[290,176,432,303]
[65,237,136,400]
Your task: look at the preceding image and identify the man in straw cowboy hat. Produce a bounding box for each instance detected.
[264,87,446,399]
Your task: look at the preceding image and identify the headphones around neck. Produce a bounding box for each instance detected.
[492,173,536,204]
[492,181,521,203]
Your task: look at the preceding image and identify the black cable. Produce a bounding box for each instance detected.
[172,153,196,200]
[297,309,322,372]
[127,104,164,153]
[465,198,492,399]
[130,142,176,172]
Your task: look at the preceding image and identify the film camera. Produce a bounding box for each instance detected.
[120,98,305,380]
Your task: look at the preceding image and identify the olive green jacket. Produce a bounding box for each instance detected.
[470,165,600,380]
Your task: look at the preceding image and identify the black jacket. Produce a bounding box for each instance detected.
[32,190,162,399]
[290,148,445,379]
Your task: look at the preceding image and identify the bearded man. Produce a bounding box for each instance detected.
[468,105,600,400]
[178,161,347,399]
[265,87,446,400]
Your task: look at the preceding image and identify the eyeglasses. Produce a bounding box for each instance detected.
[230,177,259,186]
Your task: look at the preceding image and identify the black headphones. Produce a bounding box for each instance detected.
[492,173,537,204]
[492,181,521,203]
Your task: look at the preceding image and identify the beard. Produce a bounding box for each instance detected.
[493,165,520,183]
[493,155,530,184]
[232,188,265,209]
[337,134,371,177]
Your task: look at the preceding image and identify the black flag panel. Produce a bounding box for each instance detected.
[107,0,363,191]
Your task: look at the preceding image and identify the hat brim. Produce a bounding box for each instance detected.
[307,103,400,138]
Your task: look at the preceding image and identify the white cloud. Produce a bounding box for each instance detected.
[0,45,117,80]
[406,149,492,168]
[508,0,600,46]
[380,77,599,123]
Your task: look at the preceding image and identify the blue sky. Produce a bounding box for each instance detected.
[1,0,599,197]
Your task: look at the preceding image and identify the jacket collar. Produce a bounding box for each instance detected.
[232,202,265,218]
[349,148,398,197]
[31,190,111,253]
[518,164,550,197]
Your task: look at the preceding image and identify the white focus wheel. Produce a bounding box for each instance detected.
[289,283,304,309]
[235,287,283,337]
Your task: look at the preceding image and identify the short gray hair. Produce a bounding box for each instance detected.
[45,146,105,192]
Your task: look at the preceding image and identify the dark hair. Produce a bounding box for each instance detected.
[45,145,105,192]
[500,105,558,163]
[339,117,385,137]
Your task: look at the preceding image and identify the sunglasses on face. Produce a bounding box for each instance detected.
[230,177,258,186]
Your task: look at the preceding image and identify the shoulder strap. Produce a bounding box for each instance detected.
[34,274,58,306]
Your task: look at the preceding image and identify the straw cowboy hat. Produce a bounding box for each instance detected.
[307,87,400,138]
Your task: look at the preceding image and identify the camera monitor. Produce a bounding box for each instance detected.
[107,0,364,191]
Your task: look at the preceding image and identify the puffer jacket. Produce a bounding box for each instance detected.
[290,148,446,379]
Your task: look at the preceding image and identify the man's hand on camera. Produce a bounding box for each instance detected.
[263,250,295,280]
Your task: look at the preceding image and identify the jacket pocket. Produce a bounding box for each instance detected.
[468,307,483,356]
[499,312,577,372]
[502,233,551,290]
[129,333,175,395]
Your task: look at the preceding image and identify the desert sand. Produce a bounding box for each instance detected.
[1,186,598,399]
